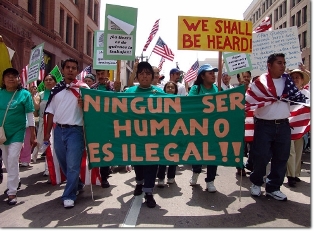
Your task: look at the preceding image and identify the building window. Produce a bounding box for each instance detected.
[88,0,93,17]
[258,8,261,17]
[59,9,64,39]
[266,0,269,8]
[291,0,296,9]
[298,34,301,48]
[39,0,47,27]
[283,22,287,28]
[27,0,33,15]
[87,31,92,56]
[270,0,272,5]
[291,15,295,26]
[94,3,99,24]
[283,1,287,15]
[297,10,301,27]
[66,16,72,45]
[269,14,272,25]
[74,22,79,49]
[279,24,282,29]
[302,6,307,24]
[297,0,301,3]
[262,3,265,13]
[73,0,78,5]
[279,5,282,18]
[275,9,278,22]
[303,31,307,48]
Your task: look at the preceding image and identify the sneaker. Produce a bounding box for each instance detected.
[133,184,143,196]
[250,184,261,197]
[7,196,17,205]
[206,181,217,193]
[189,173,199,185]
[167,178,175,184]
[294,177,301,182]
[157,179,165,188]
[19,162,29,167]
[287,176,296,187]
[101,179,110,188]
[63,199,75,208]
[43,170,49,176]
[266,190,287,201]
[144,194,156,208]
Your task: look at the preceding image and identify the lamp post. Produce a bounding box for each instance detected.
[136,52,148,62]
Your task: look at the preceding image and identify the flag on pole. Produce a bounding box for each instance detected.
[152,37,175,61]
[142,19,160,52]
[184,60,199,83]
[78,65,92,80]
[157,57,165,71]
[253,16,272,33]
[38,56,45,81]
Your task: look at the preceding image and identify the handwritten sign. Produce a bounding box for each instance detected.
[250,26,302,76]
[103,4,138,60]
[93,30,117,70]
[223,52,252,76]
[27,43,44,84]
[178,16,252,53]
[81,86,245,168]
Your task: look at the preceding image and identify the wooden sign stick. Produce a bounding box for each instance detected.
[217,51,223,91]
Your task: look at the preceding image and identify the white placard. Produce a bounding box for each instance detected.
[250,26,302,77]
[107,34,133,56]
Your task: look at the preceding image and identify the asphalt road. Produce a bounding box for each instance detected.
[0,152,311,228]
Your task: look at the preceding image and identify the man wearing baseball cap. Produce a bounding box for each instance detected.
[169,68,186,96]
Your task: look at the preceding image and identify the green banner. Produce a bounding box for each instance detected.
[37,65,63,92]
[81,86,245,169]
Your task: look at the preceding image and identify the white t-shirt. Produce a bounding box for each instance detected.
[254,77,290,120]
[177,82,187,96]
[45,88,84,126]
[221,82,234,90]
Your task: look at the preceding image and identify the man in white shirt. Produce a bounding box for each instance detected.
[169,68,187,96]
[221,72,234,90]
[44,58,89,208]
[246,53,306,201]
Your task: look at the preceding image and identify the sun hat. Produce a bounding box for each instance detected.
[289,69,310,86]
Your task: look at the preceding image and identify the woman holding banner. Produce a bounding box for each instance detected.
[188,64,219,193]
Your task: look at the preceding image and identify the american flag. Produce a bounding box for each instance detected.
[78,65,92,80]
[157,57,165,71]
[253,16,272,33]
[142,19,160,52]
[152,37,175,61]
[303,81,310,91]
[245,73,309,141]
[184,60,199,83]
[38,56,45,81]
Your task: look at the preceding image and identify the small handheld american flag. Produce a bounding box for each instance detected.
[152,37,175,61]
[142,19,160,52]
[184,60,199,83]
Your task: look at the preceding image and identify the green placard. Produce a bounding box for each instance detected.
[37,65,62,92]
[93,30,117,70]
[103,4,138,61]
[223,52,252,76]
[27,43,44,84]
[81,86,245,169]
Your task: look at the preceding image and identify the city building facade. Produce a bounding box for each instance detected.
[0,0,100,75]
[243,0,311,70]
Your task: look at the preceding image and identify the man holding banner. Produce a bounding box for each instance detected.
[246,53,307,201]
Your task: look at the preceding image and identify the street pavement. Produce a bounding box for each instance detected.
[0,153,311,228]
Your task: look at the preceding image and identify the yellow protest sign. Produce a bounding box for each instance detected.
[178,16,253,53]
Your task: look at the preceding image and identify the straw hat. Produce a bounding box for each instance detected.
[289,69,310,86]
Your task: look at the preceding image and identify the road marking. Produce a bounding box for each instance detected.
[120,194,144,227]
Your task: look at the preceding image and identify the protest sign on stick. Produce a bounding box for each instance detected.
[27,43,44,84]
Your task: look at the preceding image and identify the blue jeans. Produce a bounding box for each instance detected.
[54,126,85,201]
[133,165,158,193]
[250,118,291,193]
[192,165,217,182]
[157,165,177,180]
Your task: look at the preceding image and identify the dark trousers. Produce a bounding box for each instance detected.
[250,118,291,193]
[133,165,158,193]
[192,165,217,182]
[100,166,110,181]
[157,165,177,180]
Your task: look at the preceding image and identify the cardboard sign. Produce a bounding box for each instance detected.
[27,43,44,84]
[81,86,245,168]
[103,4,138,60]
[93,30,117,70]
[250,26,302,76]
[178,16,252,53]
[223,52,252,76]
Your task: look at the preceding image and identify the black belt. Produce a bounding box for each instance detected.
[57,123,80,128]
[255,118,289,124]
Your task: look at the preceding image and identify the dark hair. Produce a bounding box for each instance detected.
[44,73,57,83]
[243,71,251,77]
[163,81,178,95]
[267,53,285,64]
[136,61,154,80]
[193,72,206,94]
[96,69,109,74]
[237,73,240,79]
[1,69,23,90]
[61,58,79,70]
